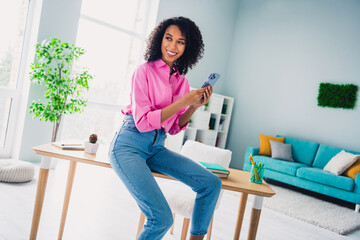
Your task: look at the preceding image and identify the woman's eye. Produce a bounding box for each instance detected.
[178,41,185,45]
[166,37,172,41]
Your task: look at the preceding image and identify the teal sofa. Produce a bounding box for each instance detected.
[243,136,360,212]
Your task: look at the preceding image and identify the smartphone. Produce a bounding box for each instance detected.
[201,73,221,88]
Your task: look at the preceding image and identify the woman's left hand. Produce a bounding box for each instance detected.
[192,86,213,109]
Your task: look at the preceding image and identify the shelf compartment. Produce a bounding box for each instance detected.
[195,129,218,146]
[222,98,234,115]
[183,127,197,145]
[216,132,227,148]
[208,95,224,113]
[190,110,211,130]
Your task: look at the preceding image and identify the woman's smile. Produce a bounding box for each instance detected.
[166,50,177,57]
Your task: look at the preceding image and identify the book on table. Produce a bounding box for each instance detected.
[199,162,230,178]
[51,139,84,151]
[212,172,230,178]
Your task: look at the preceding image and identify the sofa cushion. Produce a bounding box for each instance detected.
[323,150,359,175]
[312,144,360,169]
[280,136,319,166]
[297,167,354,192]
[253,155,307,176]
[344,159,360,179]
[270,140,294,162]
[258,134,284,156]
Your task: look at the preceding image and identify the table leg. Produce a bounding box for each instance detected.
[58,160,77,240]
[247,196,263,240]
[234,192,248,240]
[137,212,146,238]
[29,156,52,240]
[206,215,214,240]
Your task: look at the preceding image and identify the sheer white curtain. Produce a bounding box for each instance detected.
[60,0,159,145]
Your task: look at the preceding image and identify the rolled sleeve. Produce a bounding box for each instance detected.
[147,109,162,129]
[168,107,188,135]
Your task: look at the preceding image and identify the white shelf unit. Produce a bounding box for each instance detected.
[166,92,234,153]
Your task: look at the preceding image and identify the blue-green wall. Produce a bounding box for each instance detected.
[224,0,360,169]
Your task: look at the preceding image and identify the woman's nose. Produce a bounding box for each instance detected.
[169,41,177,48]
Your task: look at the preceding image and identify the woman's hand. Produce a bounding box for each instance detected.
[182,88,206,106]
[192,86,213,109]
[162,87,212,123]
[177,86,213,128]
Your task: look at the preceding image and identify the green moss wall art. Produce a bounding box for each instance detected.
[317,83,358,109]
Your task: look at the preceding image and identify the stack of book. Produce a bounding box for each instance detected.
[199,162,230,178]
[51,140,84,151]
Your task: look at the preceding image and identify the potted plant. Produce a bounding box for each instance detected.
[85,134,99,154]
[29,38,93,142]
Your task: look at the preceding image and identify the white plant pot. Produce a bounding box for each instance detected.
[84,142,99,154]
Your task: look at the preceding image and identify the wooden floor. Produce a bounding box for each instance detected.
[1,160,359,240]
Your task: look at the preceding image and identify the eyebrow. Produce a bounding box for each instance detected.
[165,33,186,41]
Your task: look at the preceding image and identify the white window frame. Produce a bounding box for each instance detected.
[58,0,159,141]
[0,0,43,158]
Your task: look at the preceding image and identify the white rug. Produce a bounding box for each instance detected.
[260,184,360,235]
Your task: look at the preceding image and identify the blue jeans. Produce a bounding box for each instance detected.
[108,114,222,239]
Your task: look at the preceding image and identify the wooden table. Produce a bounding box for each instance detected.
[29,142,275,240]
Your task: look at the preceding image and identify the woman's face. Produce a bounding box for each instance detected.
[161,25,186,68]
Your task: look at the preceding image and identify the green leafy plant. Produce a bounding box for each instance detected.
[317,83,358,109]
[29,38,93,142]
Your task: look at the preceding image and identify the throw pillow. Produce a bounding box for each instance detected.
[343,159,360,179]
[258,134,285,156]
[270,140,294,162]
[323,150,359,175]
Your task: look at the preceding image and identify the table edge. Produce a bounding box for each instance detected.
[33,146,276,197]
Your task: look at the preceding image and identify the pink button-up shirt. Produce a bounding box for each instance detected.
[122,59,190,135]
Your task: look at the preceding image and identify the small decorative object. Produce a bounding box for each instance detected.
[84,134,99,154]
[221,104,228,114]
[219,117,225,132]
[204,102,209,111]
[317,82,358,109]
[249,154,265,184]
[209,116,216,130]
[188,118,193,127]
[200,102,209,111]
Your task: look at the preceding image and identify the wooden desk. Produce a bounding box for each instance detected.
[29,143,275,240]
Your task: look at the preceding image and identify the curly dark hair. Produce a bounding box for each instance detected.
[144,16,204,75]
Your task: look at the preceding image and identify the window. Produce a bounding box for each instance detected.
[61,0,159,144]
[0,0,31,157]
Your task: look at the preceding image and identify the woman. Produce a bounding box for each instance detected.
[108,16,222,240]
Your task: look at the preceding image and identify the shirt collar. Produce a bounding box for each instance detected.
[153,59,179,76]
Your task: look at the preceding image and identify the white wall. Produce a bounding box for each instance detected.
[156,0,240,91]
[224,0,360,169]
[19,0,82,161]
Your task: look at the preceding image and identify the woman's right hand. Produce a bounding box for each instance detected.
[182,89,206,106]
